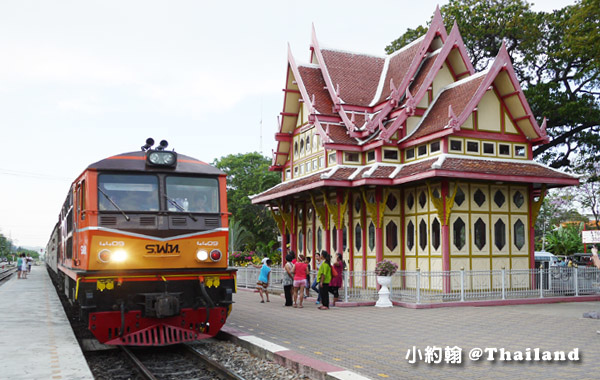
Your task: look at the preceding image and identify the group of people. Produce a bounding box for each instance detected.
[256,250,346,311]
[17,253,33,279]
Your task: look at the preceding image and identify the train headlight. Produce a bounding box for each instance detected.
[210,249,222,262]
[196,249,209,261]
[98,249,111,263]
[111,249,127,262]
[146,151,177,167]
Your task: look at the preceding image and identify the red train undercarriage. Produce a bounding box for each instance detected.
[90,307,229,346]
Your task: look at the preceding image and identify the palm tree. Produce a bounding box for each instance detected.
[229,219,252,253]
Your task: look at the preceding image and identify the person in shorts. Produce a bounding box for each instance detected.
[256,259,272,303]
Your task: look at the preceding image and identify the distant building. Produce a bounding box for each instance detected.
[251,8,578,274]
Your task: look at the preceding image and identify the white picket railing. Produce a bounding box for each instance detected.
[233,266,600,304]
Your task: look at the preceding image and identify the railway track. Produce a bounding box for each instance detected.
[118,344,247,380]
[0,266,17,284]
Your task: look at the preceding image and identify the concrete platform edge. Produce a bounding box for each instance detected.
[219,325,371,380]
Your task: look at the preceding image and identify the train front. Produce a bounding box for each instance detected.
[77,140,235,346]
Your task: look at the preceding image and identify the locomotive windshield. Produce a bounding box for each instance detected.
[97,174,219,213]
[166,176,219,213]
[98,174,159,211]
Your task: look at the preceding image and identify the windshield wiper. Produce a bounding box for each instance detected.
[164,195,198,222]
[98,187,130,221]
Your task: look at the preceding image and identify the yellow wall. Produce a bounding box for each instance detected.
[477,90,502,132]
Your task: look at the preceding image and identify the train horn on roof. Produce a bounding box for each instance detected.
[141,138,155,151]
[157,140,169,151]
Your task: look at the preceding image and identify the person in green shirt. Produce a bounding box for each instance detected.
[317,250,332,310]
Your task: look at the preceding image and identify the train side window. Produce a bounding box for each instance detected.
[78,181,86,220]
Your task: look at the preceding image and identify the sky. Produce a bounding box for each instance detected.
[0,0,575,249]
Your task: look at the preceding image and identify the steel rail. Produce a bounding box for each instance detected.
[0,267,17,283]
[183,344,248,380]
[119,346,158,380]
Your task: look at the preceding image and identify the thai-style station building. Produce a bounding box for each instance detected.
[251,8,578,275]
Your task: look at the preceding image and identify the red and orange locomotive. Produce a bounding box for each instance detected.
[46,139,235,345]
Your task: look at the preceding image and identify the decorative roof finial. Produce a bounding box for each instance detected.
[447,104,460,131]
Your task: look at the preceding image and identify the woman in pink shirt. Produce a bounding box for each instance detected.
[292,254,308,308]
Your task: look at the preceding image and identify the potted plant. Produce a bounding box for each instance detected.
[374,260,398,308]
[375,260,399,277]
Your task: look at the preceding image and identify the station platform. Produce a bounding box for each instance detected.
[224,288,600,380]
[0,266,93,380]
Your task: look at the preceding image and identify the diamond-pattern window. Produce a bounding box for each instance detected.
[407,221,415,250]
[418,191,427,208]
[368,222,376,251]
[474,218,486,250]
[453,218,466,250]
[455,187,465,206]
[386,221,398,251]
[419,219,427,250]
[298,231,304,253]
[494,190,505,208]
[513,191,524,208]
[474,189,486,207]
[355,223,362,251]
[386,194,397,211]
[514,220,525,249]
[307,228,313,253]
[407,193,415,210]
[494,219,506,250]
[432,218,441,250]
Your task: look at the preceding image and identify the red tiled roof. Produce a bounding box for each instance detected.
[409,53,438,95]
[297,65,335,116]
[375,42,423,104]
[252,157,577,203]
[326,124,358,145]
[321,50,384,106]
[408,74,485,141]
[438,157,577,181]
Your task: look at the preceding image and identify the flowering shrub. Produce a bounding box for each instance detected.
[231,251,256,266]
[375,260,399,276]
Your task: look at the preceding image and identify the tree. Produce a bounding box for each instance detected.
[544,223,584,256]
[535,189,587,250]
[213,152,281,250]
[386,0,600,172]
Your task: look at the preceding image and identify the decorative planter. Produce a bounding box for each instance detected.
[375,275,393,308]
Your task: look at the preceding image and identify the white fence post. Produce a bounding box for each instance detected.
[575,267,579,297]
[539,267,544,298]
[343,271,349,302]
[501,267,506,300]
[460,267,465,302]
[416,269,421,304]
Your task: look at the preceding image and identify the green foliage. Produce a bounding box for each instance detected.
[213,152,281,250]
[544,223,584,256]
[229,218,252,252]
[386,0,600,171]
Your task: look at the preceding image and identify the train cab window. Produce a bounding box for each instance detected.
[166,177,219,213]
[98,174,159,211]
